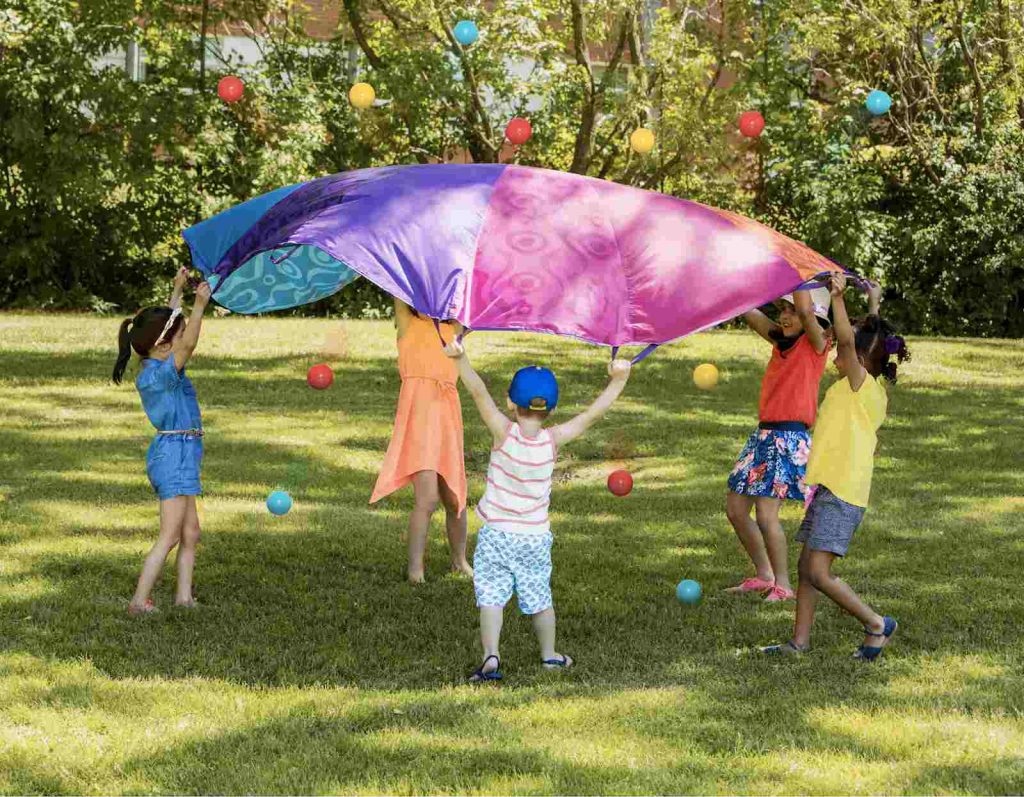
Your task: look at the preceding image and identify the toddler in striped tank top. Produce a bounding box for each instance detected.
[445,340,631,683]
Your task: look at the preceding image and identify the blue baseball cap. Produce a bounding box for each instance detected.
[508,366,559,411]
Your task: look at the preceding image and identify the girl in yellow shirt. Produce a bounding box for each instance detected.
[763,275,911,662]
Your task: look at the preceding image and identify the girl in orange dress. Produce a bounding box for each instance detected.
[371,299,472,582]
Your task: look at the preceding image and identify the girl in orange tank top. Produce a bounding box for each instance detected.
[723,287,834,603]
[371,299,472,582]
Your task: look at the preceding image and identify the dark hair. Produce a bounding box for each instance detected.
[853,314,911,383]
[111,306,184,384]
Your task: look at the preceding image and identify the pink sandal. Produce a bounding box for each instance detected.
[128,598,157,616]
[725,577,775,594]
[764,585,796,602]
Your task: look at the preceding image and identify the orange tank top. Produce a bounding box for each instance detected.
[399,314,459,384]
[758,334,830,427]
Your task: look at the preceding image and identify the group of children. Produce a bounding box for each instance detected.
[112,266,910,679]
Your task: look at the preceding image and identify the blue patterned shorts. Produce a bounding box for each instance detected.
[727,427,811,501]
[473,524,553,615]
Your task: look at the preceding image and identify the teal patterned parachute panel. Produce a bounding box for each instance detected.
[211,244,359,314]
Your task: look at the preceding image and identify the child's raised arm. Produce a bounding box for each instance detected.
[169,267,189,310]
[830,274,867,391]
[172,282,211,371]
[551,359,631,446]
[742,309,780,343]
[792,289,829,354]
[444,340,508,444]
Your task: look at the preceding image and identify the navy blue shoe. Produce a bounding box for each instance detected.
[854,616,898,662]
[469,655,502,683]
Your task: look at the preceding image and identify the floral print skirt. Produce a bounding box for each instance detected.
[727,427,811,501]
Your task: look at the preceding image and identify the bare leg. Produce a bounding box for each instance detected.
[439,476,472,577]
[479,605,504,672]
[530,607,572,669]
[791,546,820,648]
[804,549,886,648]
[407,471,440,583]
[174,497,201,606]
[755,497,791,592]
[130,496,187,612]
[725,492,774,582]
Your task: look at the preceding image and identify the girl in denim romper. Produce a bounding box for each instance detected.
[111,270,212,615]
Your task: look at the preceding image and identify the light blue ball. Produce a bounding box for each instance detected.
[453,20,479,46]
[266,490,293,516]
[676,579,702,605]
[865,89,892,115]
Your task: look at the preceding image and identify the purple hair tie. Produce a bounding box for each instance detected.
[884,335,904,355]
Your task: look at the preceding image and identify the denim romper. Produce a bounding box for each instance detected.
[137,357,203,500]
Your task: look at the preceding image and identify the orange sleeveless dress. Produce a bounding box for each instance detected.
[370,314,467,512]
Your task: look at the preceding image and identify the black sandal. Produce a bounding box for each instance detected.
[468,654,502,683]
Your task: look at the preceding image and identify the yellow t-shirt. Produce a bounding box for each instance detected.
[805,374,888,508]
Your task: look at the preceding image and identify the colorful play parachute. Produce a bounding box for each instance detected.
[182,165,846,350]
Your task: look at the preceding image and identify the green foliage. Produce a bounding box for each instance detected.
[1,0,1022,334]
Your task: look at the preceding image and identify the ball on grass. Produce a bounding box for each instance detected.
[607,469,633,497]
[266,490,293,516]
[307,363,334,390]
[676,579,702,604]
[693,363,719,390]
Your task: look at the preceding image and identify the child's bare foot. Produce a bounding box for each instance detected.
[128,598,157,616]
[174,599,198,608]
[451,561,473,578]
[407,570,425,584]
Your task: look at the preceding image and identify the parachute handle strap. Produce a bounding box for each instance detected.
[611,344,660,365]
[433,319,472,348]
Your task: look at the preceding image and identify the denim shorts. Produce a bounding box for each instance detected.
[473,524,553,615]
[796,485,866,557]
[146,436,203,500]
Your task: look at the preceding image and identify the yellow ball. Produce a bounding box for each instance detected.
[693,363,719,390]
[630,127,656,154]
[349,82,376,110]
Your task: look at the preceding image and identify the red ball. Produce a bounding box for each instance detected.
[738,110,765,138]
[307,363,334,390]
[505,117,532,146]
[607,469,633,497]
[217,76,245,103]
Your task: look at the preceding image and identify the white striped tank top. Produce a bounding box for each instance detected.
[476,423,556,534]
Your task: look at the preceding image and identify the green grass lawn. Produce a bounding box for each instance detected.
[1,313,1023,795]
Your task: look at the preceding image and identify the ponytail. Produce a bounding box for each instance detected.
[112,318,134,384]
[110,306,183,384]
